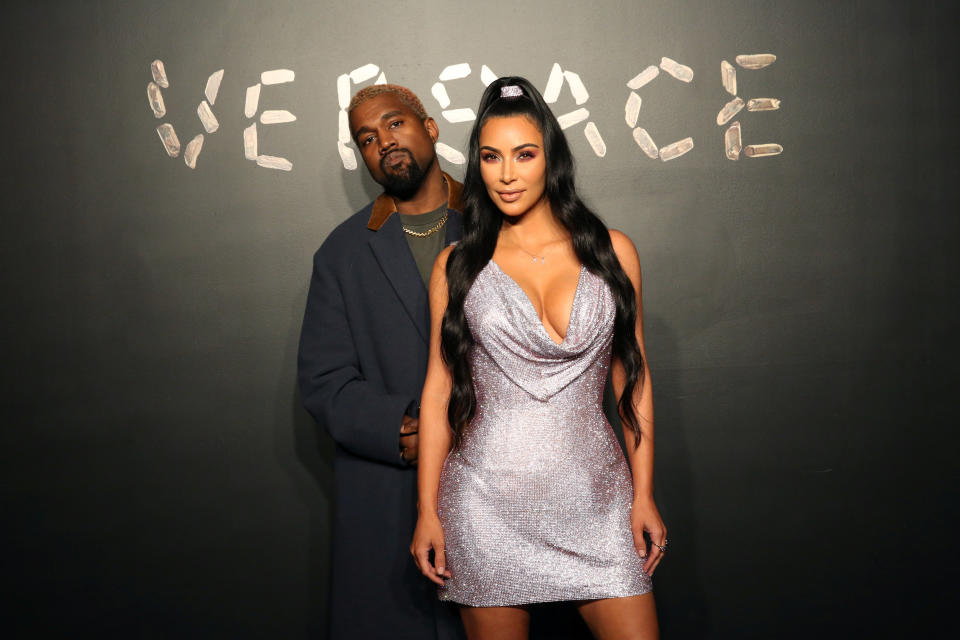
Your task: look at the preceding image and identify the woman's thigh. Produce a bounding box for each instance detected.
[459,605,531,640]
[575,593,659,640]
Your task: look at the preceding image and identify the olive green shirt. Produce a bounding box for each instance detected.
[397,202,449,288]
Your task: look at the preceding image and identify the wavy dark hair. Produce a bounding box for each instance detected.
[441,76,645,448]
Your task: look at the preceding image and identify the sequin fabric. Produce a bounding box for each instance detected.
[437,259,653,606]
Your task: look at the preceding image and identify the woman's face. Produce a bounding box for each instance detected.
[478,115,548,217]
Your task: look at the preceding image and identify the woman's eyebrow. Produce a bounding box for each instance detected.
[479,143,541,153]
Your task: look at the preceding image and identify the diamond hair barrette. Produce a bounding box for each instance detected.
[500,85,523,98]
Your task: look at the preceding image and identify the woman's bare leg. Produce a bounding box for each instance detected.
[459,605,530,640]
[575,593,659,640]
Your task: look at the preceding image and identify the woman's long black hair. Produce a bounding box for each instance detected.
[441,76,645,448]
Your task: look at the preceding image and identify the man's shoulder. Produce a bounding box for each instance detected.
[314,202,377,261]
[326,202,376,243]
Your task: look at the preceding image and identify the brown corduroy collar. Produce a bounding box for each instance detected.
[366,171,464,231]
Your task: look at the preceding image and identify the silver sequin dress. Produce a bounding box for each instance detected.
[437,260,653,606]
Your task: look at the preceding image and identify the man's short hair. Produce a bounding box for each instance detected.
[347,84,429,120]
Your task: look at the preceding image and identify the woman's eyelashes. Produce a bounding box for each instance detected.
[480,150,537,163]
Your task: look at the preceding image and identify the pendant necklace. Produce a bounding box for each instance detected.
[507,233,566,264]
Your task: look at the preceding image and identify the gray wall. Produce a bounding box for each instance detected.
[2,0,956,637]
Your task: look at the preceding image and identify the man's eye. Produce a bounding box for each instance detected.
[389,120,402,128]
[362,136,375,146]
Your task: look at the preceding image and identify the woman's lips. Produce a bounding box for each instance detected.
[498,189,524,203]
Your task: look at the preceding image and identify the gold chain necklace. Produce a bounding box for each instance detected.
[402,212,448,238]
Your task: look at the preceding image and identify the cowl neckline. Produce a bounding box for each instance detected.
[464,260,615,401]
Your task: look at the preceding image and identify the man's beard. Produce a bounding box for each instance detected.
[379,150,435,200]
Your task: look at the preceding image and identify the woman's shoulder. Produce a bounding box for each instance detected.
[607,228,639,261]
[429,243,457,287]
[436,242,456,266]
[606,228,642,280]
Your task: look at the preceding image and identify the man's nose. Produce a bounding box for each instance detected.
[378,129,397,154]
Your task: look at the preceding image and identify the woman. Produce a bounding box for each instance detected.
[411,76,667,640]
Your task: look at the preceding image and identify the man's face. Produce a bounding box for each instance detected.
[349,93,439,200]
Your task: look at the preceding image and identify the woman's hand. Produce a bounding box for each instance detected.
[631,496,668,576]
[411,512,451,585]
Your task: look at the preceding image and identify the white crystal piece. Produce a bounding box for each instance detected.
[721,60,737,96]
[244,84,261,118]
[736,54,777,70]
[632,127,658,159]
[480,64,498,86]
[338,140,357,170]
[260,109,296,124]
[725,121,742,160]
[435,142,465,164]
[543,63,564,103]
[441,108,475,123]
[257,155,293,171]
[374,72,387,85]
[243,123,257,160]
[337,74,351,109]
[744,143,783,158]
[184,134,204,169]
[147,82,165,118]
[431,82,451,109]
[660,57,694,82]
[716,97,744,125]
[156,123,180,157]
[262,69,295,85]
[659,137,694,162]
[348,64,378,83]
[205,69,224,105]
[197,100,219,133]
[557,108,589,130]
[439,63,471,81]
[338,109,351,143]
[563,70,589,105]
[584,122,606,157]
[625,92,641,128]
[746,98,781,111]
[151,60,168,88]
[627,65,659,90]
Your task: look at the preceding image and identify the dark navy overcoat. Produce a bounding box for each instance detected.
[298,175,465,640]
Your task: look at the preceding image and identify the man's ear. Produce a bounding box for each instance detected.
[424,117,439,144]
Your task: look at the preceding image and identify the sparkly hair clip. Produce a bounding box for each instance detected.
[500,85,523,98]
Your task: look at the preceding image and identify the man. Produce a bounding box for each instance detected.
[297,85,465,640]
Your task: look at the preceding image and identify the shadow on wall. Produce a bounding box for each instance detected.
[643,311,711,637]
[341,152,385,215]
[289,385,335,638]
[277,282,337,637]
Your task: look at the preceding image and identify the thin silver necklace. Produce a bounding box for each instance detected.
[505,234,565,264]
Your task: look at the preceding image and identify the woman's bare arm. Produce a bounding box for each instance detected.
[608,229,667,574]
[411,244,456,584]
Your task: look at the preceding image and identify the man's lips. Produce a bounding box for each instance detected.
[497,189,524,203]
[382,149,410,169]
